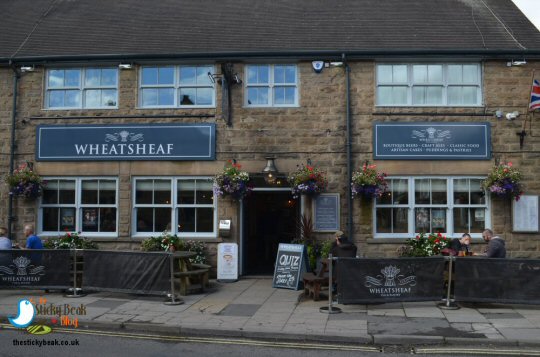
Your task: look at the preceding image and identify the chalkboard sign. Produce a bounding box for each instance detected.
[313,193,340,232]
[272,244,308,290]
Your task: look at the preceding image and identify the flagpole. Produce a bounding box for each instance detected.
[526,69,537,134]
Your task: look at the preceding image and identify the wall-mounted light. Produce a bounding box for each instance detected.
[118,63,133,70]
[20,66,35,73]
[506,60,527,67]
[262,157,279,185]
[208,72,242,85]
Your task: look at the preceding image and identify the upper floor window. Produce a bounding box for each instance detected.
[139,65,215,108]
[133,177,216,238]
[46,68,118,109]
[39,178,118,236]
[376,64,481,106]
[245,64,298,107]
[374,177,489,238]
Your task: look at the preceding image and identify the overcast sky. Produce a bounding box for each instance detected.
[512,0,540,31]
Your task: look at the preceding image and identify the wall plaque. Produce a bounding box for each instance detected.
[36,123,215,161]
[313,193,340,232]
[513,195,539,232]
[374,122,491,160]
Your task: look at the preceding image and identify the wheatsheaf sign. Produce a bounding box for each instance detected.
[36,123,215,161]
[373,122,491,160]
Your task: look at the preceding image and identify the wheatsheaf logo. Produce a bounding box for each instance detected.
[411,127,451,143]
[0,256,45,285]
[365,265,416,297]
[73,130,174,156]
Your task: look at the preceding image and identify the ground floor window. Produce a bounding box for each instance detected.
[133,177,216,238]
[374,177,489,238]
[39,178,118,236]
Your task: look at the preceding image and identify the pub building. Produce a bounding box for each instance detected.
[1,0,540,275]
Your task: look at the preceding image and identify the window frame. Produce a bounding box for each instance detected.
[138,65,216,108]
[373,176,490,239]
[38,177,119,238]
[375,63,483,107]
[45,67,119,110]
[132,176,218,239]
[244,64,299,108]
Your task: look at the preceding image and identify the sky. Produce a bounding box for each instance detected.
[512,0,540,31]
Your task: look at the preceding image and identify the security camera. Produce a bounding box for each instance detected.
[506,111,519,120]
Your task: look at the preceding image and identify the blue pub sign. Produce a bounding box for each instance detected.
[36,123,216,161]
[373,122,491,160]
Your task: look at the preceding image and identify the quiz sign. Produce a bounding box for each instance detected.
[272,244,308,291]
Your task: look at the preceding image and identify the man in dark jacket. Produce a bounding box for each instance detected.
[481,228,506,258]
[330,231,357,258]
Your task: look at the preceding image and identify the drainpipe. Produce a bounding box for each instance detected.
[342,53,353,241]
[7,63,20,241]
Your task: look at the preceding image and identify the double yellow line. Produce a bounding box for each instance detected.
[1,323,379,352]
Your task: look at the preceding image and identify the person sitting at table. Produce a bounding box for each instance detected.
[478,228,506,258]
[450,233,471,255]
[330,231,357,258]
[0,227,11,250]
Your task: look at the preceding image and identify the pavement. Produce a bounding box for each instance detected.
[1,278,540,348]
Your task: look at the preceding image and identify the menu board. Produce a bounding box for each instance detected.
[313,193,340,232]
[513,195,539,232]
[272,244,308,290]
[217,243,238,282]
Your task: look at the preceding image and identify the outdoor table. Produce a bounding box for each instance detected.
[172,251,197,272]
[171,251,208,295]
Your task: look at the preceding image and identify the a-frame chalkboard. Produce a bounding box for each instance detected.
[272,243,309,290]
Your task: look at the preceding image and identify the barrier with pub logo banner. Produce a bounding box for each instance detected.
[454,257,540,305]
[337,257,446,304]
[82,250,170,295]
[0,250,71,289]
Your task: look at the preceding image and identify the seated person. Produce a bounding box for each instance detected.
[330,231,357,258]
[450,233,471,255]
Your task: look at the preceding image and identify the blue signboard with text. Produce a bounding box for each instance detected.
[373,122,491,160]
[36,123,215,161]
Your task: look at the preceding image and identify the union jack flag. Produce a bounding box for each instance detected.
[531,79,540,111]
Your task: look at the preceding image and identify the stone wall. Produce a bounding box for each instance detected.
[1,60,540,260]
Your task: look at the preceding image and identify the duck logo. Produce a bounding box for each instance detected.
[8,299,35,328]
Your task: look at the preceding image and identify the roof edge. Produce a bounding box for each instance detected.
[2,49,540,65]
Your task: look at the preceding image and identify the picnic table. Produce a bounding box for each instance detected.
[172,251,210,295]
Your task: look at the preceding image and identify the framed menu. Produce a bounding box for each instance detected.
[513,195,539,232]
[312,193,340,232]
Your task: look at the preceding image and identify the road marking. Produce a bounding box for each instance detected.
[0,323,380,352]
[415,347,540,356]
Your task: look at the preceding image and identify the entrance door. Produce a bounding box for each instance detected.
[244,191,298,275]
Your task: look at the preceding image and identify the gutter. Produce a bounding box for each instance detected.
[342,53,353,242]
[1,49,540,65]
[7,63,20,241]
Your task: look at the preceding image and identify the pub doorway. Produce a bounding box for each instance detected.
[243,190,298,275]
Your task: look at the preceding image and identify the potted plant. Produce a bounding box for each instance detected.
[141,232,207,264]
[288,163,328,199]
[44,231,98,250]
[397,232,449,257]
[351,163,388,199]
[213,160,252,200]
[482,161,523,201]
[5,163,45,199]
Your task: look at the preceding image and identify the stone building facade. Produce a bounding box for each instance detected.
[1,1,540,274]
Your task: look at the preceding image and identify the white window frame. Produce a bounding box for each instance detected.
[132,177,218,239]
[45,67,119,109]
[38,177,119,238]
[138,65,216,108]
[373,176,490,239]
[376,63,482,107]
[244,64,299,108]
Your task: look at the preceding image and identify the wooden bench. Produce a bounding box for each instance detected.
[303,260,329,301]
[173,263,210,296]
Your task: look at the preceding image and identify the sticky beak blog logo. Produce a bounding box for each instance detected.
[8,297,87,334]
